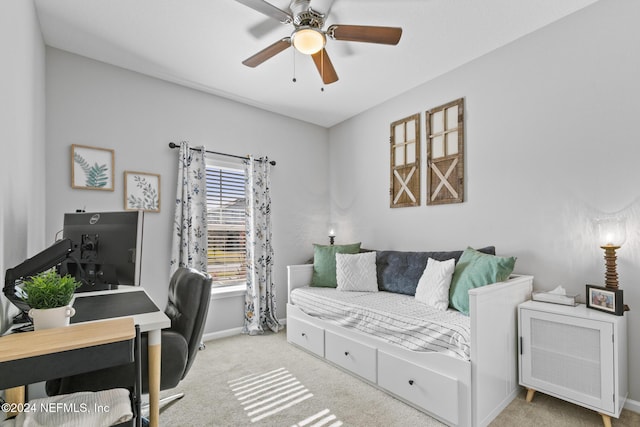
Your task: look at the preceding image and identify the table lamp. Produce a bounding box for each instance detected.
[596,217,626,290]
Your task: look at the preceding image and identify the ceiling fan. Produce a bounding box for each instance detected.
[236,0,403,84]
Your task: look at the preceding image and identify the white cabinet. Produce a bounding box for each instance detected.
[518,301,627,426]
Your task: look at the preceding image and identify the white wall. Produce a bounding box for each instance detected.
[0,0,46,333]
[329,0,640,400]
[45,48,329,332]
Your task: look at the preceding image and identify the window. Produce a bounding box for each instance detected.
[206,162,246,287]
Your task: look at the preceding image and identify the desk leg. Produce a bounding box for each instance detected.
[148,330,161,427]
[5,386,25,418]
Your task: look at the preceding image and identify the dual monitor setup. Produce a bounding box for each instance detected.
[3,211,144,324]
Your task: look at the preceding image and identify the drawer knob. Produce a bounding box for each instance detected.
[408,380,415,386]
[301,333,306,337]
[344,351,350,356]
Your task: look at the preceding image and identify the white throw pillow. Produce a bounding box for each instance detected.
[414,257,456,310]
[336,251,378,292]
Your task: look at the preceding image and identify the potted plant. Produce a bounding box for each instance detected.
[22,269,82,330]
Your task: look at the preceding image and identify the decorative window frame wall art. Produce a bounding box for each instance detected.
[71,144,115,191]
[124,171,161,213]
[425,98,465,205]
[390,113,421,208]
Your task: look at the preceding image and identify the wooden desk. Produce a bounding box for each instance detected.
[1,318,135,418]
[2,286,169,427]
[0,317,135,362]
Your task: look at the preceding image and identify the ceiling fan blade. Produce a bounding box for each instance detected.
[311,49,339,84]
[327,25,402,45]
[235,0,292,23]
[242,38,291,67]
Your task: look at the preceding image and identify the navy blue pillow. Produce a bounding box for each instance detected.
[376,246,496,295]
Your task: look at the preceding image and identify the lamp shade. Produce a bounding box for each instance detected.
[596,217,626,247]
[292,27,326,55]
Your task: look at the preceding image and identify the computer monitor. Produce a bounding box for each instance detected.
[60,211,144,292]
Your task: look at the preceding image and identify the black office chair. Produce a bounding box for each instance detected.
[45,267,212,409]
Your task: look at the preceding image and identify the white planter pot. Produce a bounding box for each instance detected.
[28,305,76,330]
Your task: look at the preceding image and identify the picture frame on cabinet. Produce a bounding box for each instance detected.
[586,284,624,316]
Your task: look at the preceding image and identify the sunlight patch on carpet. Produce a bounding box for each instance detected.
[228,368,342,425]
[291,408,343,427]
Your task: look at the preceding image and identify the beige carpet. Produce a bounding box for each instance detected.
[159,331,640,427]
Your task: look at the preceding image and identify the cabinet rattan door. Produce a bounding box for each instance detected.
[520,309,614,413]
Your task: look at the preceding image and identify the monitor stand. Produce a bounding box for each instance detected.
[13,311,32,324]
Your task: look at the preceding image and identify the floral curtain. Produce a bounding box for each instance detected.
[243,156,281,335]
[170,141,208,276]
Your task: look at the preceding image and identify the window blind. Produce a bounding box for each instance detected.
[206,165,246,286]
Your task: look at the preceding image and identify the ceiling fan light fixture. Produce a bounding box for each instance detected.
[292,27,326,55]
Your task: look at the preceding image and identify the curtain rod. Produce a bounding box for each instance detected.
[168,142,276,166]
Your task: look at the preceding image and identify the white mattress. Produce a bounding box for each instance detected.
[290,287,471,360]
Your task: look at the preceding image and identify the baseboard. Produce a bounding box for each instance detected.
[625,397,640,414]
[202,318,286,342]
[202,327,243,342]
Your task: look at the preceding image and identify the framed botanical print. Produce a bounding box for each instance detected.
[124,171,161,212]
[71,144,115,191]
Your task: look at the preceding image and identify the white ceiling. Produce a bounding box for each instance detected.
[34,0,599,128]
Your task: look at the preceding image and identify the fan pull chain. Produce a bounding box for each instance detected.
[320,50,325,92]
[292,49,297,83]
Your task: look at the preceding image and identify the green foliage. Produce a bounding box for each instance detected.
[22,269,81,309]
[74,153,109,188]
[87,163,109,187]
[128,175,158,209]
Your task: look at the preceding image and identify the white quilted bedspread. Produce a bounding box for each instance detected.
[290,287,471,360]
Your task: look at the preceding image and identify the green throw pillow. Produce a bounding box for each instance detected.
[449,247,517,315]
[311,243,361,288]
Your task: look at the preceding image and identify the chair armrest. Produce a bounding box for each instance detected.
[157,331,188,389]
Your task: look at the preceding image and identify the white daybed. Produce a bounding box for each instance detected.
[287,264,533,427]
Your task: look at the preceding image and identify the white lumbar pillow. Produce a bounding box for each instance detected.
[415,257,456,310]
[336,251,378,292]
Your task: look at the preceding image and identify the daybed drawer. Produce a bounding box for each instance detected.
[287,317,324,357]
[325,330,377,383]
[378,351,459,426]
